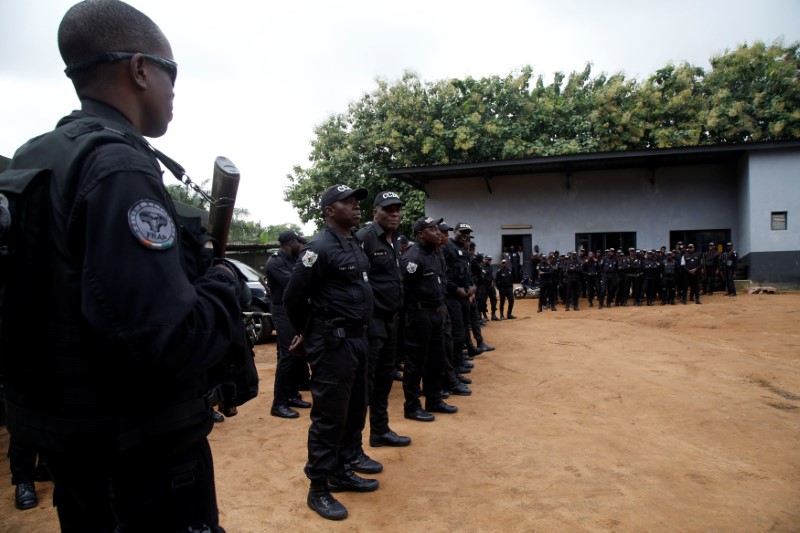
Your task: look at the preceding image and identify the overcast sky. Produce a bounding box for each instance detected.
[1,0,799,233]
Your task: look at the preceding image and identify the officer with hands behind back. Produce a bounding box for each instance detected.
[284,184,377,521]
[1,1,254,531]
[355,191,411,453]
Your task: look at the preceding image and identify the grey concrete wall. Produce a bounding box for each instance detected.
[425,163,739,262]
[746,150,800,254]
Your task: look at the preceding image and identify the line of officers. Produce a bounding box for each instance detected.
[263,185,495,521]
[528,241,739,311]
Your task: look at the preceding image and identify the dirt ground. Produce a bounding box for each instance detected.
[2,292,800,532]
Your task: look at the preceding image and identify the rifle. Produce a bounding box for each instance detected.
[207,156,240,257]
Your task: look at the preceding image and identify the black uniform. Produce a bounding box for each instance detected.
[355,222,404,438]
[682,249,703,304]
[3,104,247,531]
[599,254,618,308]
[266,249,306,410]
[401,241,447,411]
[284,226,374,483]
[661,257,678,305]
[702,248,720,294]
[442,238,473,366]
[495,265,515,318]
[564,258,582,310]
[537,261,557,311]
[581,256,599,306]
[641,255,661,305]
[722,247,738,296]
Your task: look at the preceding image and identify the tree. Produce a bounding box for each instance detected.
[286,39,800,229]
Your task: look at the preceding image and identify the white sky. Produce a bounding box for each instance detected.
[1,0,799,234]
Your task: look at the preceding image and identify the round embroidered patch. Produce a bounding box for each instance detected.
[128,200,176,250]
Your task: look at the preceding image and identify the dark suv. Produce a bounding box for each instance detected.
[229,259,273,344]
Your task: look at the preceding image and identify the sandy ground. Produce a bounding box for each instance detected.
[2,292,800,532]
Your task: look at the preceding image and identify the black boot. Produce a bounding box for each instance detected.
[308,480,348,520]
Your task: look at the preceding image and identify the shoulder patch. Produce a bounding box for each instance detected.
[128,200,176,250]
[406,262,418,274]
[301,250,318,268]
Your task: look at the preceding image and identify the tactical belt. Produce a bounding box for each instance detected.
[412,301,442,310]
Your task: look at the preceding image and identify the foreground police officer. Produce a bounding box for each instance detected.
[355,191,411,450]
[284,184,377,521]
[2,2,251,530]
[266,231,311,419]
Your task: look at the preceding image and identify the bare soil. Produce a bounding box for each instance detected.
[2,292,800,532]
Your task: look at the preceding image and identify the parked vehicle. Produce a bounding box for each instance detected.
[514,276,540,299]
[229,259,273,344]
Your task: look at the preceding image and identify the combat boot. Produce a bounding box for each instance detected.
[308,480,348,520]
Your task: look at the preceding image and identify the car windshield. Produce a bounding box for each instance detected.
[229,259,263,283]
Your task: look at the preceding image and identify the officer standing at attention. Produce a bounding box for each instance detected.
[702,242,720,295]
[284,184,377,521]
[355,191,412,451]
[682,244,703,304]
[495,259,516,319]
[402,217,459,421]
[2,1,252,530]
[266,231,312,419]
[722,242,738,296]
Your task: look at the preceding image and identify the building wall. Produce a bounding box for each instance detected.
[741,150,800,287]
[425,163,739,261]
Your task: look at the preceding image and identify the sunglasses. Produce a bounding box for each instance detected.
[64,52,178,85]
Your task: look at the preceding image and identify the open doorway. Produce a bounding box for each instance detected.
[501,234,532,281]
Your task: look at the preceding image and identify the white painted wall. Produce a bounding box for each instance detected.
[745,151,800,253]
[425,163,739,260]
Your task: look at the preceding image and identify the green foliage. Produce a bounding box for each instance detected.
[287,39,800,230]
[166,183,304,245]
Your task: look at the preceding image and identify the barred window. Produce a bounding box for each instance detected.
[771,211,787,231]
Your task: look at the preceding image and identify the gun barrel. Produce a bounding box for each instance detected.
[207,156,240,256]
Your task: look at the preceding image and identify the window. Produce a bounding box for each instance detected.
[771,211,787,231]
[575,232,636,253]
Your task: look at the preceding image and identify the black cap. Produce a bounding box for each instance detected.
[726,242,732,246]
[438,221,454,231]
[687,243,695,248]
[320,184,367,209]
[413,216,443,233]
[373,191,404,207]
[455,222,473,233]
[708,242,715,246]
[278,230,306,244]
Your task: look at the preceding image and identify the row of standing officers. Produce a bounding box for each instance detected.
[266,185,493,521]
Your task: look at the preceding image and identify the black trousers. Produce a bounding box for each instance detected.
[468,300,484,346]
[45,435,222,533]
[539,282,556,310]
[566,277,581,309]
[271,303,304,407]
[498,286,514,316]
[402,306,445,411]
[642,276,659,304]
[725,268,737,295]
[8,433,38,485]
[445,296,467,369]
[662,278,676,304]
[585,275,599,304]
[486,285,497,313]
[364,315,399,436]
[600,275,616,306]
[304,320,368,481]
[686,272,701,302]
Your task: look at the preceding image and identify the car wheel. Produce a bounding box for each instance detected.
[246,306,272,344]
[513,287,525,299]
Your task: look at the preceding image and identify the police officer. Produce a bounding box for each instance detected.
[284,184,377,521]
[437,222,473,397]
[582,251,599,307]
[599,249,618,309]
[661,251,679,305]
[355,191,411,450]
[2,2,251,530]
[496,259,516,318]
[402,217,459,421]
[682,243,702,304]
[722,242,738,296]
[703,242,720,295]
[537,253,557,312]
[484,255,500,320]
[641,250,661,306]
[266,231,311,419]
[564,251,582,311]
[442,222,481,372]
